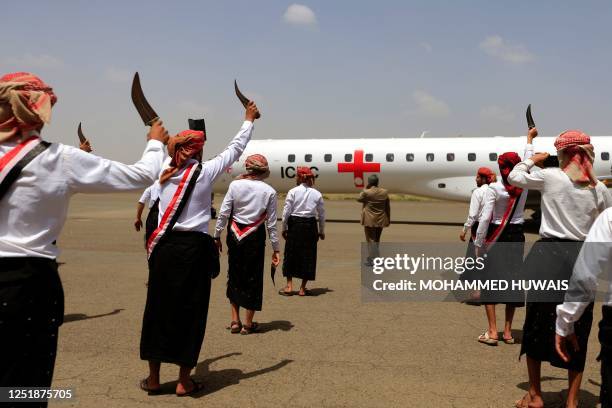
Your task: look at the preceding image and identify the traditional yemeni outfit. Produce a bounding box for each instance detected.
[214,155,280,311]
[0,73,164,403]
[509,130,612,372]
[282,167,325,281]
[140,122,253,368]
[475,145,533,305]
[555,208,612,406]
[138,181,161,244]
[463,167,496,259]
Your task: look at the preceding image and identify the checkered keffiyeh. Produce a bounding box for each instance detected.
[0,72,57,142]
[555,130,597,187]
[239,154,270,180]
[159,129,205,184]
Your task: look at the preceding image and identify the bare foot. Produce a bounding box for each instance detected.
[515,392,544,408]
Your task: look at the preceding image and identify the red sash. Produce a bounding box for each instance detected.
[483,195,519,250]
[230,211,268,241]
[146,163,201,259]
[0,136,49,200]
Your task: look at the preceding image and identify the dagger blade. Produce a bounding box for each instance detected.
[131,72,160,126]
[77,122,87,143]
[526,104,536,129]
[234,80,261,119]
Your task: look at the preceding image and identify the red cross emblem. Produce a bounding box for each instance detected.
[337,149,381,188]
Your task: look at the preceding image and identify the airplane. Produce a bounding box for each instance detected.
[212,136,612,205]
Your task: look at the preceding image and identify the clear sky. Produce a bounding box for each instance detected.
[2,1,612,162]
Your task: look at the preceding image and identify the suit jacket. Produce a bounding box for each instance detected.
[358,186,390,227]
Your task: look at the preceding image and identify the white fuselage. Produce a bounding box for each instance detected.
[212,136,612,201]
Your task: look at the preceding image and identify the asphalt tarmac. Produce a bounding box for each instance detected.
[50,193,604,407]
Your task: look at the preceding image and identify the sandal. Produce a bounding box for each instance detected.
[229,320,242,334]
[503,336,515,345]
[298,289,311,297]
[139,378,162,395]
[176,378,204,397]
[240,322,259,335]
[477,331,498,346]
[278,289,293,296]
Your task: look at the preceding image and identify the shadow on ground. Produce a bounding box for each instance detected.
[64,308,124,323]
[156,353,293,397]
[257,320,294,333]
[516,376,600,407]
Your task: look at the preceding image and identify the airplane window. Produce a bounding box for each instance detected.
[386,153,394,162]
[365,153,374,162]
[406,153,414,162]
[468,153,476,161]
[446,153,455,161]
[489,153,498,161]
[324,154,332,162]
[602,152,610,161]
[345,153,352,162]
[288,154,295,163]
[305,154,312,162]
[426,153,434,162]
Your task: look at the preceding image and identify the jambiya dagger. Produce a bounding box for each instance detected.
[131,72,160,127]
[526,104,536,129]
[234,80,261,119]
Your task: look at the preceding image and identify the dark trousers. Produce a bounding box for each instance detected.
[0,257,64,408]
[364,226,383,260]
[600,306,612,407]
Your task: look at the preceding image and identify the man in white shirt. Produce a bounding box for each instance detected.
[556,208,612,408]
[280,166,325,296]
[0,72,168,397]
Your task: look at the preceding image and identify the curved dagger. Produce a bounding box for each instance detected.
[77,122,87,143]
[234,80,261,119]
[526,104,536,129]
[131,72,160,126]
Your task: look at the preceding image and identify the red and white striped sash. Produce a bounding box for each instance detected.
[230,211,267,241]
[0,135,50,200]
[0,136,42,183]
[146,163,201,259]
[483,195,519,250]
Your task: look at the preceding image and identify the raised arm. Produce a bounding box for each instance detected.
[205,102,260,181]
[66,123,168,193]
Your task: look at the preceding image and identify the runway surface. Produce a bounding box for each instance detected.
[51,194,604,407]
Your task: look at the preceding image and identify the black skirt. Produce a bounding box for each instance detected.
[226,222,266,311]
[282,216,319,281]
[140,231,213,368]
[599,305,612,407]
[479,223,525,305]
[520,239,593,372]
[0,257,64,399]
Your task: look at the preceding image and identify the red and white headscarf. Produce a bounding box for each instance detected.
[477,166,496,184]
[238,154,270,180]
[297,166,315,186]
[0,72,57,142]
[497,152,523,198]
[554,130,597,187]
[159,129,205,184]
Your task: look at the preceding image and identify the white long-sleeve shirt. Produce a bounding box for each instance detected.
[556,208,612,336]
[282,183,326,234]
[139,181,161,209]
[0,138,165,259]
[474,144,533,247]
[508,159,612,241]
[214,178,280,251]
[158,121,254,234]
[463,184,488,233]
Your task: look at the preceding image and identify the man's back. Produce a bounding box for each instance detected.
[358,186,390,227]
